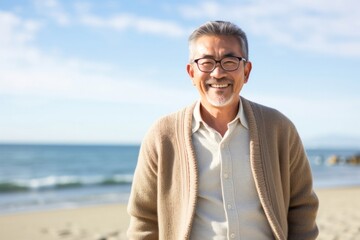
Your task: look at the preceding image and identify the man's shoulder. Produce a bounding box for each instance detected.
[242,97,294,127]
[145,103,195,139]
[243,97,281,114]
[155,103,194,126]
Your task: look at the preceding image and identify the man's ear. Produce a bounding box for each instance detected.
[186,63,196,85]
[244,61,252,83]
[187,63,194,78]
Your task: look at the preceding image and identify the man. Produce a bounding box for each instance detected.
[127,21,318,240]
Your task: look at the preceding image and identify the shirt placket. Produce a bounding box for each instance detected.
[220,136,240,239]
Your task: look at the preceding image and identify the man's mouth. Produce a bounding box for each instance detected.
[209,83,231,88]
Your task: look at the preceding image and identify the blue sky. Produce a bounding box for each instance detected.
[1,0,359,147]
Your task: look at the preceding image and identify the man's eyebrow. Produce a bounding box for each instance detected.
[223,52,238,57]
[198,53,238,59]
[198,54,215,59]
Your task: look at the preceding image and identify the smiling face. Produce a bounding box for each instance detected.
[187,35,252,112]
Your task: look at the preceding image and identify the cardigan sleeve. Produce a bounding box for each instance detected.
[287,125,319,240]
[127,126,159,239]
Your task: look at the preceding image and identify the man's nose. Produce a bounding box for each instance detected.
[210,63,227,77]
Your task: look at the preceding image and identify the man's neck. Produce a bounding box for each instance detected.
[200,101,239,137]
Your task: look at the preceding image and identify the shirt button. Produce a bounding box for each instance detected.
[227,204,232,209]
[224,173,229,179]
[230,233,236,238]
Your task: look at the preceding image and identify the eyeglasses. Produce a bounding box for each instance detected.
[193,56,247,73]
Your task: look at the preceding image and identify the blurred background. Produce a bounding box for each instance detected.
[0,0,359,214]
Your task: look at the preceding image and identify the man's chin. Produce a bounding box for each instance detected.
[206,95,234,108]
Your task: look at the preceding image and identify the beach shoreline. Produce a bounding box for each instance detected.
[0,203,130,240]
[0,186,359,240]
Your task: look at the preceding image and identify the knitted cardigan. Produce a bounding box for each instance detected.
[127,97,319,240]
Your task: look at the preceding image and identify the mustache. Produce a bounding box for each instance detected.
[205,78,233,84]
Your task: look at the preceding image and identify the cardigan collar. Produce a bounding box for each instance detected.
[191,97,248,134]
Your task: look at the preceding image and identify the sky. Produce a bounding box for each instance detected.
[1,0,359,148]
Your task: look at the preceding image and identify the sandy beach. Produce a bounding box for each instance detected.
[316,187,360,240]
[0,187,359,240]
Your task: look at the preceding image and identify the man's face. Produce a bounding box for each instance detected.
[187,35,252,111]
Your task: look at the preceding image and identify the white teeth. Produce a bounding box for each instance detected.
[211,84,229,88]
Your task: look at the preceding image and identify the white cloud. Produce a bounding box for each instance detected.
[0,66,187,105]
[179,0,360,57]
[0,11,44,67]
[32,0,70,25]
[28,1,189,38]
[79,12,187,37]
[0,11,192,106]
[73,1,187,37]
[0,11,42,44]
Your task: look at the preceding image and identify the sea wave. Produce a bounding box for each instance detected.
[0,174,133,193]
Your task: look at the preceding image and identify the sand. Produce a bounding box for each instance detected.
[0,187,359,240]
[0,204,130,240]
[316,187,360,240]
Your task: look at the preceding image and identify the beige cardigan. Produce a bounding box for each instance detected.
[127,97,319,240]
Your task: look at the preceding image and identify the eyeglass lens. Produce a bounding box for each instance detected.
[196,57,241,72]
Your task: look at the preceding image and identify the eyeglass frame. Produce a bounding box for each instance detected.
[192,56,247,73]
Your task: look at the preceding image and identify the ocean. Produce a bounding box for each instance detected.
[0,144,359,215]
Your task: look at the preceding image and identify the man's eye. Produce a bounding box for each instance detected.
[199,59,214,65]
[223,60,236,66]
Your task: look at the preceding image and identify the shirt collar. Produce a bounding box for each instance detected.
[192,101,203,134]
[192,98,248,134]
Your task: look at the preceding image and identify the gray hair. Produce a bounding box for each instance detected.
[188,21,249,61]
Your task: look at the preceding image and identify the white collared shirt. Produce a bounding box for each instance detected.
[189,98,273,240]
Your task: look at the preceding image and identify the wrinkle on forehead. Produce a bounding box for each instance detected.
[192,35,243,60]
